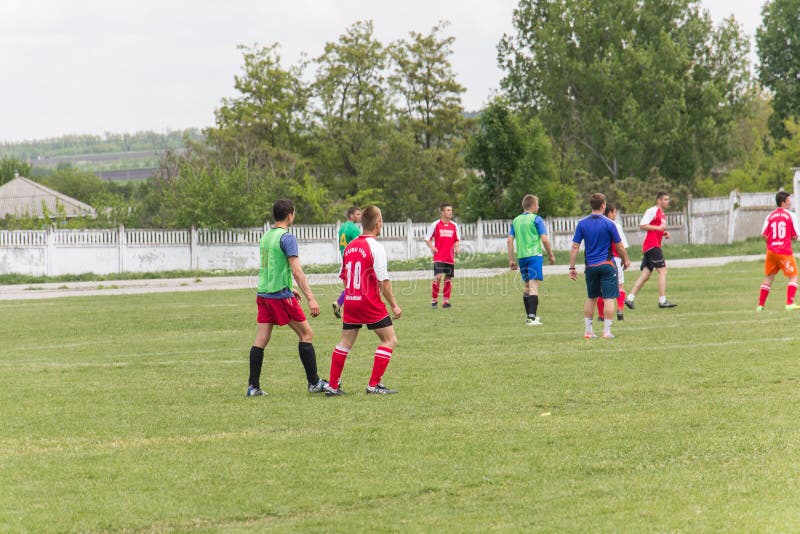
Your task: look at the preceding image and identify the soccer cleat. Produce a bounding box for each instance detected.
[624,298,635,310]
[785,303,800,311]
[308,379,330,393]
[583,332,598,339]
[365,383,398,395]
[526,316,542,326]
[756,305,764,312]
[658,301,678,308]
[596,316,605,321]
[331,302,342,319]
[602,332,615,339]
[324,385,347,396]
[246,385,267,397]
[617,311,624,321]
[442,302,452,309]
[431,301,438,309]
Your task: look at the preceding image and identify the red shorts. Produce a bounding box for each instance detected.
[256,296,306,325]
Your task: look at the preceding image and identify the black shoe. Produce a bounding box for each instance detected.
[308,379,329,393]
[617,311,624,321]
[596,316,605,321]
[442,302,452,309]
[624,298,635,310]
[658,300,677,308]
[365,383,398,395]
[325,385,346,396]
[431,301,438,309]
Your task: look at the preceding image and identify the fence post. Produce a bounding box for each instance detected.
[476,218,484,254]
[406,219,414,260]
[686,196,693,245]
[191,225,199,270]
[45,226,54,276]
[335,221,342,262]
[727,190,738,244]
[118,224,126,273]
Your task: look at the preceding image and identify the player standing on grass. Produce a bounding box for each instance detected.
[624,191,677,309]
[508,194,555,325]
[570,193,631,339]
[246,199,329,397]
[326,205,402,396]
[757,191,800,311]
[596,202,629,321]
[425,203,460,309]
[332,206,362,318]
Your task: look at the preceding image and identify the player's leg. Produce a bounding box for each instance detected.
[583,267,600,338]
[518,257,533,323]
[248,322,273,396]
[332,289,345,318]
[328,327,360,393]
[288,318,327,391]
[528,279,542,324]
[366,322,399,394]
[432,269,444,307]
[442,266,454,307]
[615,257,625,320]
[626,265,651,308]
[759,253,779,309]
[601,264,619,338]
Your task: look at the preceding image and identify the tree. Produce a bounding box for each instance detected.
[0,156,32,185]
[498,0,752,185]
[756,0,800,139]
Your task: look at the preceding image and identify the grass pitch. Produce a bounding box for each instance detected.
[3,261,800,531]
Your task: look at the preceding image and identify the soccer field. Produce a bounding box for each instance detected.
[4,261,800,531]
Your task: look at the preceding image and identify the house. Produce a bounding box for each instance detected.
[0,175,96,219]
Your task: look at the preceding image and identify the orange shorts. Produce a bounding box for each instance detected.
[765,251,798,277]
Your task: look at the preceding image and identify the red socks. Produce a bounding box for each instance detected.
[443,279,452,301]
[596,298,605,319]
[788,282,798,305]
[369,346,393,388]
[759,284,770,306]
[432,280,440,300]
[328,346,349,390]
[618,290,625,311]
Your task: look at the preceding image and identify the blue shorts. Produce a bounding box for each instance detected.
[584,263,619,299]
[518,256,544,282]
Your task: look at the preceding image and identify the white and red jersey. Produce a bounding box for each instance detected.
[425,219,460,264]
[762,207,799,255]
[640,206,666,252]
[340,235,390,324]
[611,220,629,257]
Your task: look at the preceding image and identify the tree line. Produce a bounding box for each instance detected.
[2,0,800,229]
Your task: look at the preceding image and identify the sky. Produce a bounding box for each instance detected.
[0,0,764,143]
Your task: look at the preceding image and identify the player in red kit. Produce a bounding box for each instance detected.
[757,191,800,311]
[326,205,402,396]
[425,202,460,308]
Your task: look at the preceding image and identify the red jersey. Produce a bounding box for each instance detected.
[762,207,800,255]
[340,235,390,324]
[425,219,460,264]
[640,206,665,252]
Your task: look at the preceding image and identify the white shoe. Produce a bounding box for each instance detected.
[526,317,543,326]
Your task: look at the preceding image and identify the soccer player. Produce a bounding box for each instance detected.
[624,191,677,309]
[596,202,629,321]
[332,206,362,318]
[757,191,800,311]
[570,193,631,339]
[425,202,460,308]
[246,199,329,397]
[326,205,402,396]
[508,194,555,325]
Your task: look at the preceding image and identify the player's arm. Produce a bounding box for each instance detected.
[639,208,665,232]
[380,280,402,319]
[507,235,517,270]
[424,222,437,255]
[568,242,580,280]
[541,234,556,265]
[615,241,631,270]
[288,256,320,317]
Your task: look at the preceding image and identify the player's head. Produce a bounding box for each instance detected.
[361,205,383,235]
[589,193,606,211]
[604,202,616,219]
[522,194,539,212]
[346,206,362,222]
[656,191,670,207]
[272,199,295,223]
[440,202,453,221]
[776,191,791,208]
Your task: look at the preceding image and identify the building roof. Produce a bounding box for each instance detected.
[0,176,96,219]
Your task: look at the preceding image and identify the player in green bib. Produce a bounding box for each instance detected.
[332,206,362,318]
[507,194,556,325]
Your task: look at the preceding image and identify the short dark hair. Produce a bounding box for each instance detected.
[361,205,382,231]
[440,202,452,211]
[589,193,606,211]
[272,199,295,222]
[776,191,791,207]
[346,206,361,219]
[522,194,538,210]
[604,202,616,216]
[656,191,669,200]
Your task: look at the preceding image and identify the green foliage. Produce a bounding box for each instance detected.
[0,156,32,185]
[0,130,201,159]
[499,0,753,184]
[756,0,800,139]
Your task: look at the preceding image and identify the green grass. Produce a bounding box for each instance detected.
[4,262,800,530]
[0,238,767,286]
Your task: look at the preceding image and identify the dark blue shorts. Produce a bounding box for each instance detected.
[518,256,544,282]
[585,263,619,299]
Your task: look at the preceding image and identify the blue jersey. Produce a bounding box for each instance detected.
[572,214,622,266]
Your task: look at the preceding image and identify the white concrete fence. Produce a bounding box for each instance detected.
[0,192,777,276]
